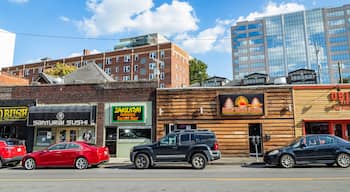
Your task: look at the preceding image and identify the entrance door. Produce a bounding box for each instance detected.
[334,124,343,138]
[248,124,263,156]
[56,128,79,143]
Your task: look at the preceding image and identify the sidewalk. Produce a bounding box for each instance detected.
[107,157,266,166]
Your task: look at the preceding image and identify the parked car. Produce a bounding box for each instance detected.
[264,134,350,168]
[130,130,221,169]
[22,141,109,170]
[0,138,26,168]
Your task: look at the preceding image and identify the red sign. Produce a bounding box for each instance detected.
[329,91,350,111]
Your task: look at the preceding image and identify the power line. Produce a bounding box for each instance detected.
[0,30,231,41]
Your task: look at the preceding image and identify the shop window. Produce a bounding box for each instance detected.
[305,122,329,134]
[36,128,53,147]
[118,128,151,141]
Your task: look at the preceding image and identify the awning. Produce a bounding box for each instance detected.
[28,105,96,127]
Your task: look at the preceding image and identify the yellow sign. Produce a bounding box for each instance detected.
[0,107,28,121]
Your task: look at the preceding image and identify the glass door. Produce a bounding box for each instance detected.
[56,128,79,143]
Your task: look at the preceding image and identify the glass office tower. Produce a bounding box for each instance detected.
[231,4,350,84]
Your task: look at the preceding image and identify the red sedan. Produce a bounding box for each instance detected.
[22,141,109,170]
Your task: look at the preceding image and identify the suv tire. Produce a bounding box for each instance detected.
[134,153,150,169]
[191,153,207,169]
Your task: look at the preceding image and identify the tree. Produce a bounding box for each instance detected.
[189,58,208,85]
[44,62,77,77]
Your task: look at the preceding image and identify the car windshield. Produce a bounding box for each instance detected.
[5,139,22,146]
[288,137,302,148]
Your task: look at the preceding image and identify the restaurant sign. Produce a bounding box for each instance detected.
[329,91,350,111]
[112,106,144,123]
[0,107,28,121]
[219,94,264,116]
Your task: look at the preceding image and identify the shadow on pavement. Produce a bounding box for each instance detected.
[241,163,340,169]
[104,164,195,170]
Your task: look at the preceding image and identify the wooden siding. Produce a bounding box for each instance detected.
[293,88,350,136]
[156,87,295,157]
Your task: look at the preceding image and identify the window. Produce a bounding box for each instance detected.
[160,61,165,68]
[318,135,335,145]
[124,55,131,62]
[123,66,130,73]
[140,68,146,75]
[114,76,119,81]
[106,57,112,65]
[149,52,157,59]
[305,136,319,146]
[105,68,111,75]
[67,143,81,149]
[160,51,165,58]
[97,63,103,68]
[116,56,119,62]
[134,75,138,81]
[180,134,191,145]
[24,69,30,76]
[115,66,119,73]
[160,83,165,88]
[160,72,165,80]
[75,62,81,68]
[160,134,177,145]
[134,65,138,72]
[38,67,43,73]
[141,57,147,64]
[36,128,52,146]
[149,63,156,70]
[48,143,67,150]
[149,73,154,80]
[118,128,151,141]
[123,75,130,81]
[134,54,139,61]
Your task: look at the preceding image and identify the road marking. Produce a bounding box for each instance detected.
[0,177,350,182]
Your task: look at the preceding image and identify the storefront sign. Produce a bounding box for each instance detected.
[28,105,96,126]
[112,106,144,122]
[329,91,350,111]
[0,107,28,121]
[219,94,264,116]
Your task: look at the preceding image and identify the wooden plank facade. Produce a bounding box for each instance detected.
[156,86,295,157]
[293,85,350,141]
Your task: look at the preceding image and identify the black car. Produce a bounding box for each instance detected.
[264,134,350,168]
[130,130,221,169]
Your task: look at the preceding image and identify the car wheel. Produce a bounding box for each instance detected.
[134,153,150,169]
[24,158,36,170]
[279,154,295,168]
[336,153,350,168]
[75,157,88,169]
[0,158,3,169]
[191,153,207,169]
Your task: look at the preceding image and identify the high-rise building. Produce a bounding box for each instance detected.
[1,33,190,88]
[0,29,16,69]
[231,4,350,84]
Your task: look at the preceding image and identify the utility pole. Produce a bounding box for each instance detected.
[314,42,321,84]
[337,61,343,84]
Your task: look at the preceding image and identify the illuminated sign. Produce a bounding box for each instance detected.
[112,106,144,122]
[329,91,350,111]
[219,94,264,116]
[0,107,28,121]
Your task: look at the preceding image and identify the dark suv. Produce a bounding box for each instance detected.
[130,130,221,169]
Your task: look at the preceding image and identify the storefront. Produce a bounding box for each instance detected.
[27,105,96,150]
[293,85,350,141]
[104,102,153,157]
[0,99,36,152]
[157,87,295,157]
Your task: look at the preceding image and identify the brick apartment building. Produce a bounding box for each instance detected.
[1,33,190,88]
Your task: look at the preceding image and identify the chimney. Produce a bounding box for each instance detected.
[83,49,91,56]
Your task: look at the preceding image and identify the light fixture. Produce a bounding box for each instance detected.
[159,108,163,115]
[200,107,204,114]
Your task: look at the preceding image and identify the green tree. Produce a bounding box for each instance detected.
[45,62,77,77]
[189,58,208,85]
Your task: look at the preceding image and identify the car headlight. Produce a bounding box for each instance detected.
[268,150,279,156]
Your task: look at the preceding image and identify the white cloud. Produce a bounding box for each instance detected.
[60,16,70,22]
[177,19,233,54]
[8,0,28,4]
[77,0,198,37]
[237,1,305,22]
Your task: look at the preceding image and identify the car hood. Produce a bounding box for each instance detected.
[266,146,293,154]
[133,143,156,150]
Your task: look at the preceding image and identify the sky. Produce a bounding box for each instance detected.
[0,0,348,79]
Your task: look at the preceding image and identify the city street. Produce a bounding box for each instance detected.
[0,164,349,192]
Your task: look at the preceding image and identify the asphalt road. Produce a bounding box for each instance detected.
[0,164,349,192]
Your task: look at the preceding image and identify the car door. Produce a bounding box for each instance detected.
[176,133,192,161]
[154,134,181,162]
[293,136,319,163]
[62,142,82,166]
[316,135,338,161]
[39,143,67,166]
